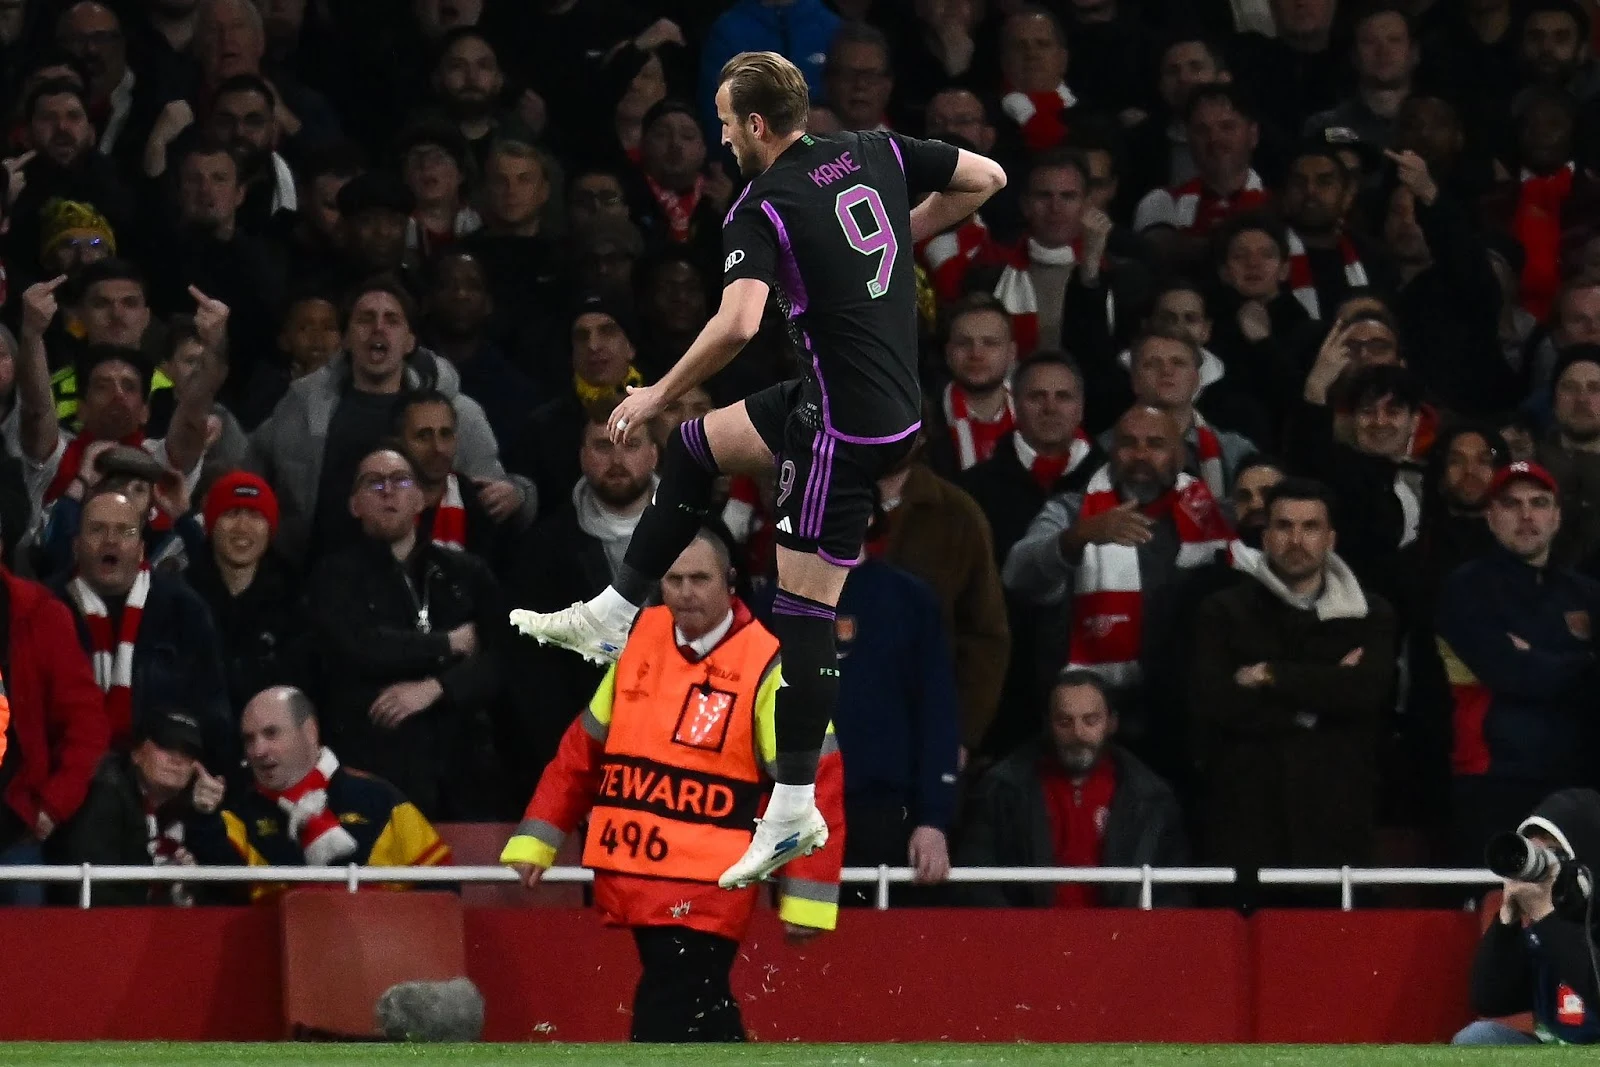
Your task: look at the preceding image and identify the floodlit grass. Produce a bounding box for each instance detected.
[0,1045,1593,1067]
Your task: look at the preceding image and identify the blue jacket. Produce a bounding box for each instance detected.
[699,0,839,141]
[1435,548,1600,782]
[757,559,961,829]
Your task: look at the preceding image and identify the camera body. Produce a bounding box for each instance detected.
[1487,831,1563,884]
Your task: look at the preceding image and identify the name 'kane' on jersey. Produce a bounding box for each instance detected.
[721,130,960,442]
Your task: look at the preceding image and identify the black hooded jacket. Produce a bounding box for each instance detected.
[1470,788,1600,1043]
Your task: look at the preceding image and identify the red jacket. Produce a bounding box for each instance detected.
[2,569,108,828]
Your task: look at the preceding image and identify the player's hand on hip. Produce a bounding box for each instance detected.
[510,862,546,889]
[608,384,664,444]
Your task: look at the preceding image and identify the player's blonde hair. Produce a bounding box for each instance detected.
[718,51,810,136]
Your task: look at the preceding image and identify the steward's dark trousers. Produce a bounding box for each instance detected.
[631,926,745,1043]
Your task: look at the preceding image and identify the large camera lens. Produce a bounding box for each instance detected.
[1487,831,1553,882]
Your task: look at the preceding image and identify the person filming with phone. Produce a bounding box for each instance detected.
[1455,788,1600,1046]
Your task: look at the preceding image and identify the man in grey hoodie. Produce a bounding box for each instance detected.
[248,277,533,569]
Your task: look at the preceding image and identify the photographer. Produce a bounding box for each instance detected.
[1455,789,1600,1045]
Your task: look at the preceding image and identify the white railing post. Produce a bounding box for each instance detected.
[346,863,359,893]
[79,862,92,910]
[1340,866,1353,911]
[1139,864,1153,910]
[875,864,890,910]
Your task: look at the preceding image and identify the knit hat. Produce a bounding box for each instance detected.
[204,470,280,537]
[570,290,638,346]
[40,198,116,261]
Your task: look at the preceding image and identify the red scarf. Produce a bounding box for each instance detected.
[1039,755,1118,908]
[429,473,467,551]
[1514,163,1574,321]
[1067,467,1235,687]
[145,803,193,905]
[1015,430,1093,492]
[1189,415,1228,502]
[644,172,705,244]
[1286,231,1369,321]
[1156,171,1269,236]
[916,214,990,303]
[944,382,1014,470]
[257,747,358,866]
[45,430,146,504]
[989,237,1104,356]
[68,565,151,749]
[1000,82,1076,151]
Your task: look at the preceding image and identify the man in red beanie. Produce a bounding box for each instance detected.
[185,471,305,715]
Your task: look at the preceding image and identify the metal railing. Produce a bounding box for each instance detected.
[0,863,1504,912]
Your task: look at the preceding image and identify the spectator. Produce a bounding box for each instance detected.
[1004,405,1234,769]
[463,139,562,362]
[1136,281,1274,446]
[55,485,230,755]
[1127,31,1231,195]
[49,708,233,906]
[247,277,526,569]
[397,117,482,261]
[204,75,296,237]
[238,291,340,429]
[629,100,729,259]
[38,197,116,281]
[958,669,1190,907]
[635,248,709,379]
[282,141,364,288]
[184,471,302,716]
[0,521,108,906]
[1528,279,1600,404]
[512,294,646,510]
[305,445,507,819]
[428,27,513,169]
[870,450,1009,758]
[1381,147,1516,415]
[1518,0,1600,101]
[1060,0,1155,120]
[813,554,958,905]
[997,7,1077,152]
[330,172,417,295]
[1112,329,1257,500]
[697,0,839,142]
[1281,143,1391,320]
[192,0,339,149]
[824,22,894,133]
[572,214,647,299]
[1133,85,1268,262]
[1538,347,1600,567]
[57,2,148,165]
[1229,0,1344,144]
[46,259,160,426]
[421,249,539,449]
[223,685,451,895]
[147,313,249,484]
[896,0,982,120]
[502,532,842,1043]
[399,389,527,569]
[926,294,1020,476]
[1304,3,1418,148]
[1189,478,1397,887]
[1436,461,1600,866]
[505,410,658,793]
[567,165,630,233]
[1230,454,1287,550]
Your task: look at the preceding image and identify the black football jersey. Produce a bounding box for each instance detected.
[722,130,959,440]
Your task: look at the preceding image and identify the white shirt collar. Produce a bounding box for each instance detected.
[675,608,735,659]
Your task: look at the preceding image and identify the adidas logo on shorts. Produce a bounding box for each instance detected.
[776,516,794,534]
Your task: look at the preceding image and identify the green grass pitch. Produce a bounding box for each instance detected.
[1,1046,1596,1066]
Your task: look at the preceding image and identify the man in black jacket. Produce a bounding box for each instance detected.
[306,445,507,820]
[1456,788,1600,1045]
[957,669,1190,908]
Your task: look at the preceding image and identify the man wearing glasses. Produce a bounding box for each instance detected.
[305,445,508,820]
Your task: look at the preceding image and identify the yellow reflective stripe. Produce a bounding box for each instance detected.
[500,835,557,867]
[778,894,838,931]
[588,665,617,726]
[754,659,783,764]
[1437,639,1478,686]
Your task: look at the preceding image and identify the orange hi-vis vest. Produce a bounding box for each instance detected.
[0,667,9,764]
[581,606,778,881]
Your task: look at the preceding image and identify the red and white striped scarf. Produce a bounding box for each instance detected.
[916,213,989,303]
[145,806,193,905]
[1015,429,1093,491]
[944,381,1014,470]
[430,473,467,552]
[257,747,358,866]
[645,172,705,244]
[1286,230,1369,320]
[1067,467,1235,687]
[1189,413,1228,502]
[1000,82,1077,151]
[69,565,151,749]
[1162,170,1269,235]
[992,238,1105,356]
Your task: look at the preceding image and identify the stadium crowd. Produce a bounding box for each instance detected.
[0,0,1597,910]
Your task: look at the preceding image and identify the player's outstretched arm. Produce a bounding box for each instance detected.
[607,278,769,442]
[910,149,1007,244]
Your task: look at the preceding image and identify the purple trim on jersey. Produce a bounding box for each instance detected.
[888,136,905,174]
[723,183,752,227]
[773,591,838,620]
[803,331,920,445]
[760,200,808,316]
[827,419,923,445]
[817,547,867,568]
